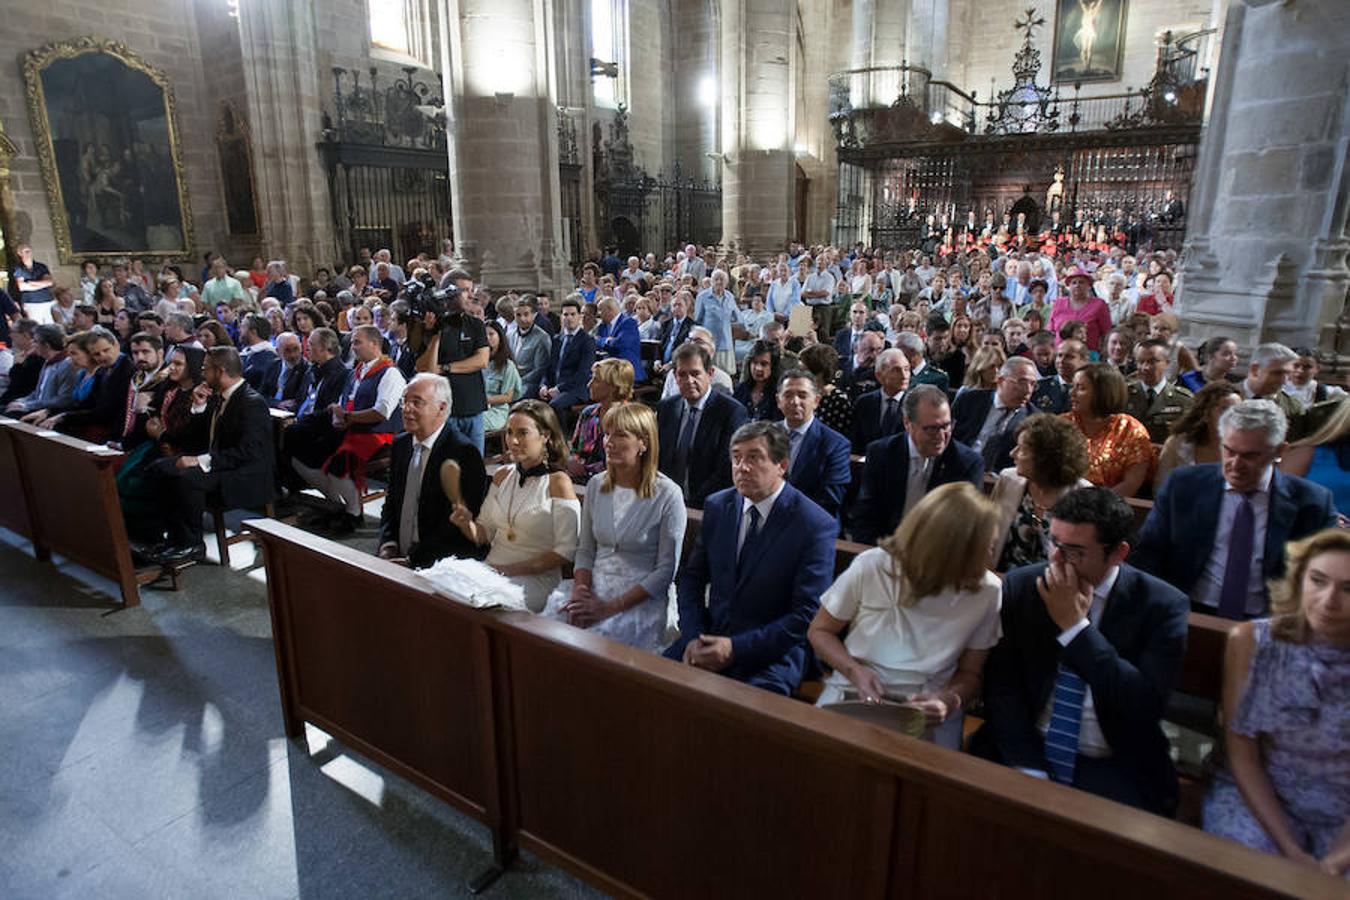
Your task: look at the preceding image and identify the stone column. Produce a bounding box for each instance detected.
[442,0,570,292]
[1178,0,1350,356]
[235,0,333,273]
[721,0,796,256]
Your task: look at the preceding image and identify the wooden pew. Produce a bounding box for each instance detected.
[248,520,1344,899]
[0,418,157,606]
[0,418,36,543]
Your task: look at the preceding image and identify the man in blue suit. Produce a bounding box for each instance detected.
[657,343,748,508]
[664,421,837,695]
[850,384,983,544]
[1130,399,1337,619]
[951,356,1039,471]
[539,296,597,421]
[970,487,1189,816]
[831,300,885,361]
[594,296,643,375]
[777,368,851,518]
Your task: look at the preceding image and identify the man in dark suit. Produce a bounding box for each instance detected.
[664,421,836,695]
[539,297,596,421]
[1131,399,1336,619]
[655,289,694,371]
[952,356,1039,471]
[377,374,488,568]
[279,327,350,495]
[594,296,643,375]
[850,384,983,544]
[841,330,884,399]
[1029,338,1088,414]
[145,347,274,563]
[777,368,851,519]
[238,314,278,390]
[657,343,748,508]
[831,300,885,361]
[258,332,311,411]
[50,325,132,441]
[971,487,1189,816]
[850,348,910,454]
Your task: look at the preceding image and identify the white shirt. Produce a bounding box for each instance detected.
[193,378,246,472]
[821,549,1002,697]
[1034,565,1120,760]
[738,481,786,554]
[803,272,836,303]
[1192,467,1273,616]
[1284,379,1346,407]
[785,417,813,473]
[353,358,408,420]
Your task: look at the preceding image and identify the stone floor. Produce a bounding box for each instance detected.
[0,509,603,900]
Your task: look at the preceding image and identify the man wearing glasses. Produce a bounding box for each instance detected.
[848,384,982,544]
[971,486,1189,816]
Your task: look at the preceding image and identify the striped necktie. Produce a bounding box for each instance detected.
[1044,663,1087,785]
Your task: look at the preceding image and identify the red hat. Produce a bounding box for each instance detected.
[1064,265,1094,285]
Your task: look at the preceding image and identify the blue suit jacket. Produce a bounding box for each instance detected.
[970,563,1189,816]
[788,418,852,519]
[849,433,984,544]
[1029,376,1071,414]
[595,313,643,375]
[1129,464,1337,604]
[543,329,597,397]
[664,483,836,694]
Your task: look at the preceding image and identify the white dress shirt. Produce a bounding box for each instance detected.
[1034,565,1120,761]
[395,422,446,553]
[1191,467,1273,616]
[192,378,246,472]
[738,481,786,554]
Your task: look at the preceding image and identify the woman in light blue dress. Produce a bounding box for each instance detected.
[1202,529,1350,878]
[544,402,687,652]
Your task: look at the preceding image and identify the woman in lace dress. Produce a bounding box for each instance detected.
[544,402,687,651]
[451,400,580,612]
[1203,529,1350,878]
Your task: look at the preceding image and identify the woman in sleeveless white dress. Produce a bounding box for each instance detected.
[451,401,579,613]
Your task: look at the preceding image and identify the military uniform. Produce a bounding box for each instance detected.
[1245,387,1308,442]
[1126,380,1194,444]
[1029,375,1072,414]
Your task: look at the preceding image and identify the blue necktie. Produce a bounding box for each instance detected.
[1217,493,1255,619]
[1044,664,1087,785]
[557,333,570,381]
[738,505,762,568]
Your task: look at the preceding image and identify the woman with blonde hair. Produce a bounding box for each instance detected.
[566,357,635,480]
[545,402,687,651]
[451,399,580,612]
[808,482,1004,748]
[1203,529,1350,875]
[956,344,1005,397]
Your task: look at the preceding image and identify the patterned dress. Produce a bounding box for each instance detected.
[1063,412,1153,490]
[1203,619,1350,864]
[818,387,852,438]
[997,491,1051,573]
[569,403,607,478]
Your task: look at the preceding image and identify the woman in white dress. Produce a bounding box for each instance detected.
[450,400,580,612]
[808,482,1003,749]
[544,402,687,651]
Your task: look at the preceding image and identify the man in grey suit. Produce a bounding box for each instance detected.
[508,296,553,400]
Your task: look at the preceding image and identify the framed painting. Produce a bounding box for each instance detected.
[1051,0,1128,84]
[23,37,194,263]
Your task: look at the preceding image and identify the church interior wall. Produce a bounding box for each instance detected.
[0,0,228,283]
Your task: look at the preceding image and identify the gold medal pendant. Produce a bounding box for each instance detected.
[507,529,516,541]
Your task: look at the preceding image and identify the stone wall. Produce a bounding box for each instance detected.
[949,0,1219,101]
[0,0,226,283]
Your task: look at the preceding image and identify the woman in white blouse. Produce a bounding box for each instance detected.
[451,399,580,612]
[808,482,1003,748]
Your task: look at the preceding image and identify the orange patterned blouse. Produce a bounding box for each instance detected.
[1062,412,1154,489]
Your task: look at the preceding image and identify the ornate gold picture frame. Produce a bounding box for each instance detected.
[23,36,194,263]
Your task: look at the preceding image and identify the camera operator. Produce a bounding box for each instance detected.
[431,286,489,454]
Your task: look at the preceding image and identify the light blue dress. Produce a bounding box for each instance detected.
[544,471,687,651]
[1202,619,1350,866]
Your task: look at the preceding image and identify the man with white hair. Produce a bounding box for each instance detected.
[377,374,488,568]
[1241,342,1306,436]
[893,331,950,395]
[1131,399,1337,619]
[678,244,706,281]
[619,256,647,285]
[375,249,405,284]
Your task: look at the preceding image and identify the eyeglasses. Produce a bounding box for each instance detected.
[1047,535,1105,564]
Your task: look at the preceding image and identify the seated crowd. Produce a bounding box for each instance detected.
[2,237,1347,878]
